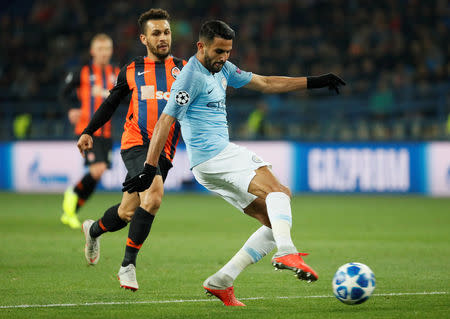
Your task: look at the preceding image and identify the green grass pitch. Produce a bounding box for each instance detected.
[0,193,449,318]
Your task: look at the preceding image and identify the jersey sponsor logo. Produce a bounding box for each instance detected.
[206,99,226,112]
[140,85,171,100]
[221,77,227,89]
[171,66,180,79]
[175,91,190,106]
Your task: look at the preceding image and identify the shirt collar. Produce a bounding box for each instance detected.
[191,55,214,75]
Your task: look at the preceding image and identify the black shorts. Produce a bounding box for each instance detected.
[121,145,173,183]
[83,137,113,168]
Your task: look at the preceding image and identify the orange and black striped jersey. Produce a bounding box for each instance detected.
[120,56,186,161]
[81,56,187,162]
[61,63,120,138]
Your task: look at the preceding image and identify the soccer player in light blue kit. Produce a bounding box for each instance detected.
[123,20,345,306]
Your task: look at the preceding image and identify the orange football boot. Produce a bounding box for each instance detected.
[272,252,318,282]
[203,286,246,306]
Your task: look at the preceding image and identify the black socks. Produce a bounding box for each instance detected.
[73,173,98,211]
[122,207,155,267]
[89,204,127,238]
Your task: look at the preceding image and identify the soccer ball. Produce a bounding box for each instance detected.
[332,262,375,305]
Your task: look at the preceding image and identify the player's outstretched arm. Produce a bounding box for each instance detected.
[245,73,345,94]
[122,113,176,193]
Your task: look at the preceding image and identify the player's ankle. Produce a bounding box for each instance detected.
[205,272,234,289]
[274,246,298,258]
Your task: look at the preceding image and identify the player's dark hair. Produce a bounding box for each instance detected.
[199,20,235,43]
[138,8,170,34]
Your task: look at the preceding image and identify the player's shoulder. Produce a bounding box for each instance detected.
[74,64,90,74]
[172,67,205,91]
[222,60,239,75]
[122,56,146,70]
[64,65,85,82]
[171,56,188,68]
[78,64,88,70]
[181,57,205,75]
[177,64,205,84]
[109,63,120,71]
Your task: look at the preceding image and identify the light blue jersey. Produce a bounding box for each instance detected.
[163,55,252,168]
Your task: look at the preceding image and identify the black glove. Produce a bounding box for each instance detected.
[307,73,346,94]
[122,163,157,193]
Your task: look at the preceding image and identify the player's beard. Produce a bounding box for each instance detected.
[147,42,171,61]
[204,53,224,73]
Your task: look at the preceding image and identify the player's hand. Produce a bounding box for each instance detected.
[68,108,81,124]
[77,134,93,157]
[122,163,157,193]
[307,73,346,94]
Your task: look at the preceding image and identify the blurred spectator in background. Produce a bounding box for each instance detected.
[247,100,268,139]
[0,0,448,141]
[13,113,31,139]
[59,33,120,229]
[370,77,395,120]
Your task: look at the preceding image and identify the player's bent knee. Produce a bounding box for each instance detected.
[90,163,107,180]
[266,184,290,197]
[117,208,134,222]
[140,195,162,214]
[244,198,271,228]
[118,201,138,222]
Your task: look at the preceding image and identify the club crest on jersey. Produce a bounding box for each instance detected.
[175,91,190,106]
[236,67,242,74]
[252,155,263,163]
[171,66,180,79]
[221,77,227,90]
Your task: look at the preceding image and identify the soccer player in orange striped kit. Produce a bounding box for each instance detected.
[60,34,120,229]
[76,9,186,290]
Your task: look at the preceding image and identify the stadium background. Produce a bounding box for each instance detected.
[0,1,449,318]
[0,0,449,195]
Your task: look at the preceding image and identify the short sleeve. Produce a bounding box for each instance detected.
[163,70,204,120]
[224,61,252,88]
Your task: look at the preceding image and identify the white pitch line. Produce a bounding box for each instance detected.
[0,291,447,310]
